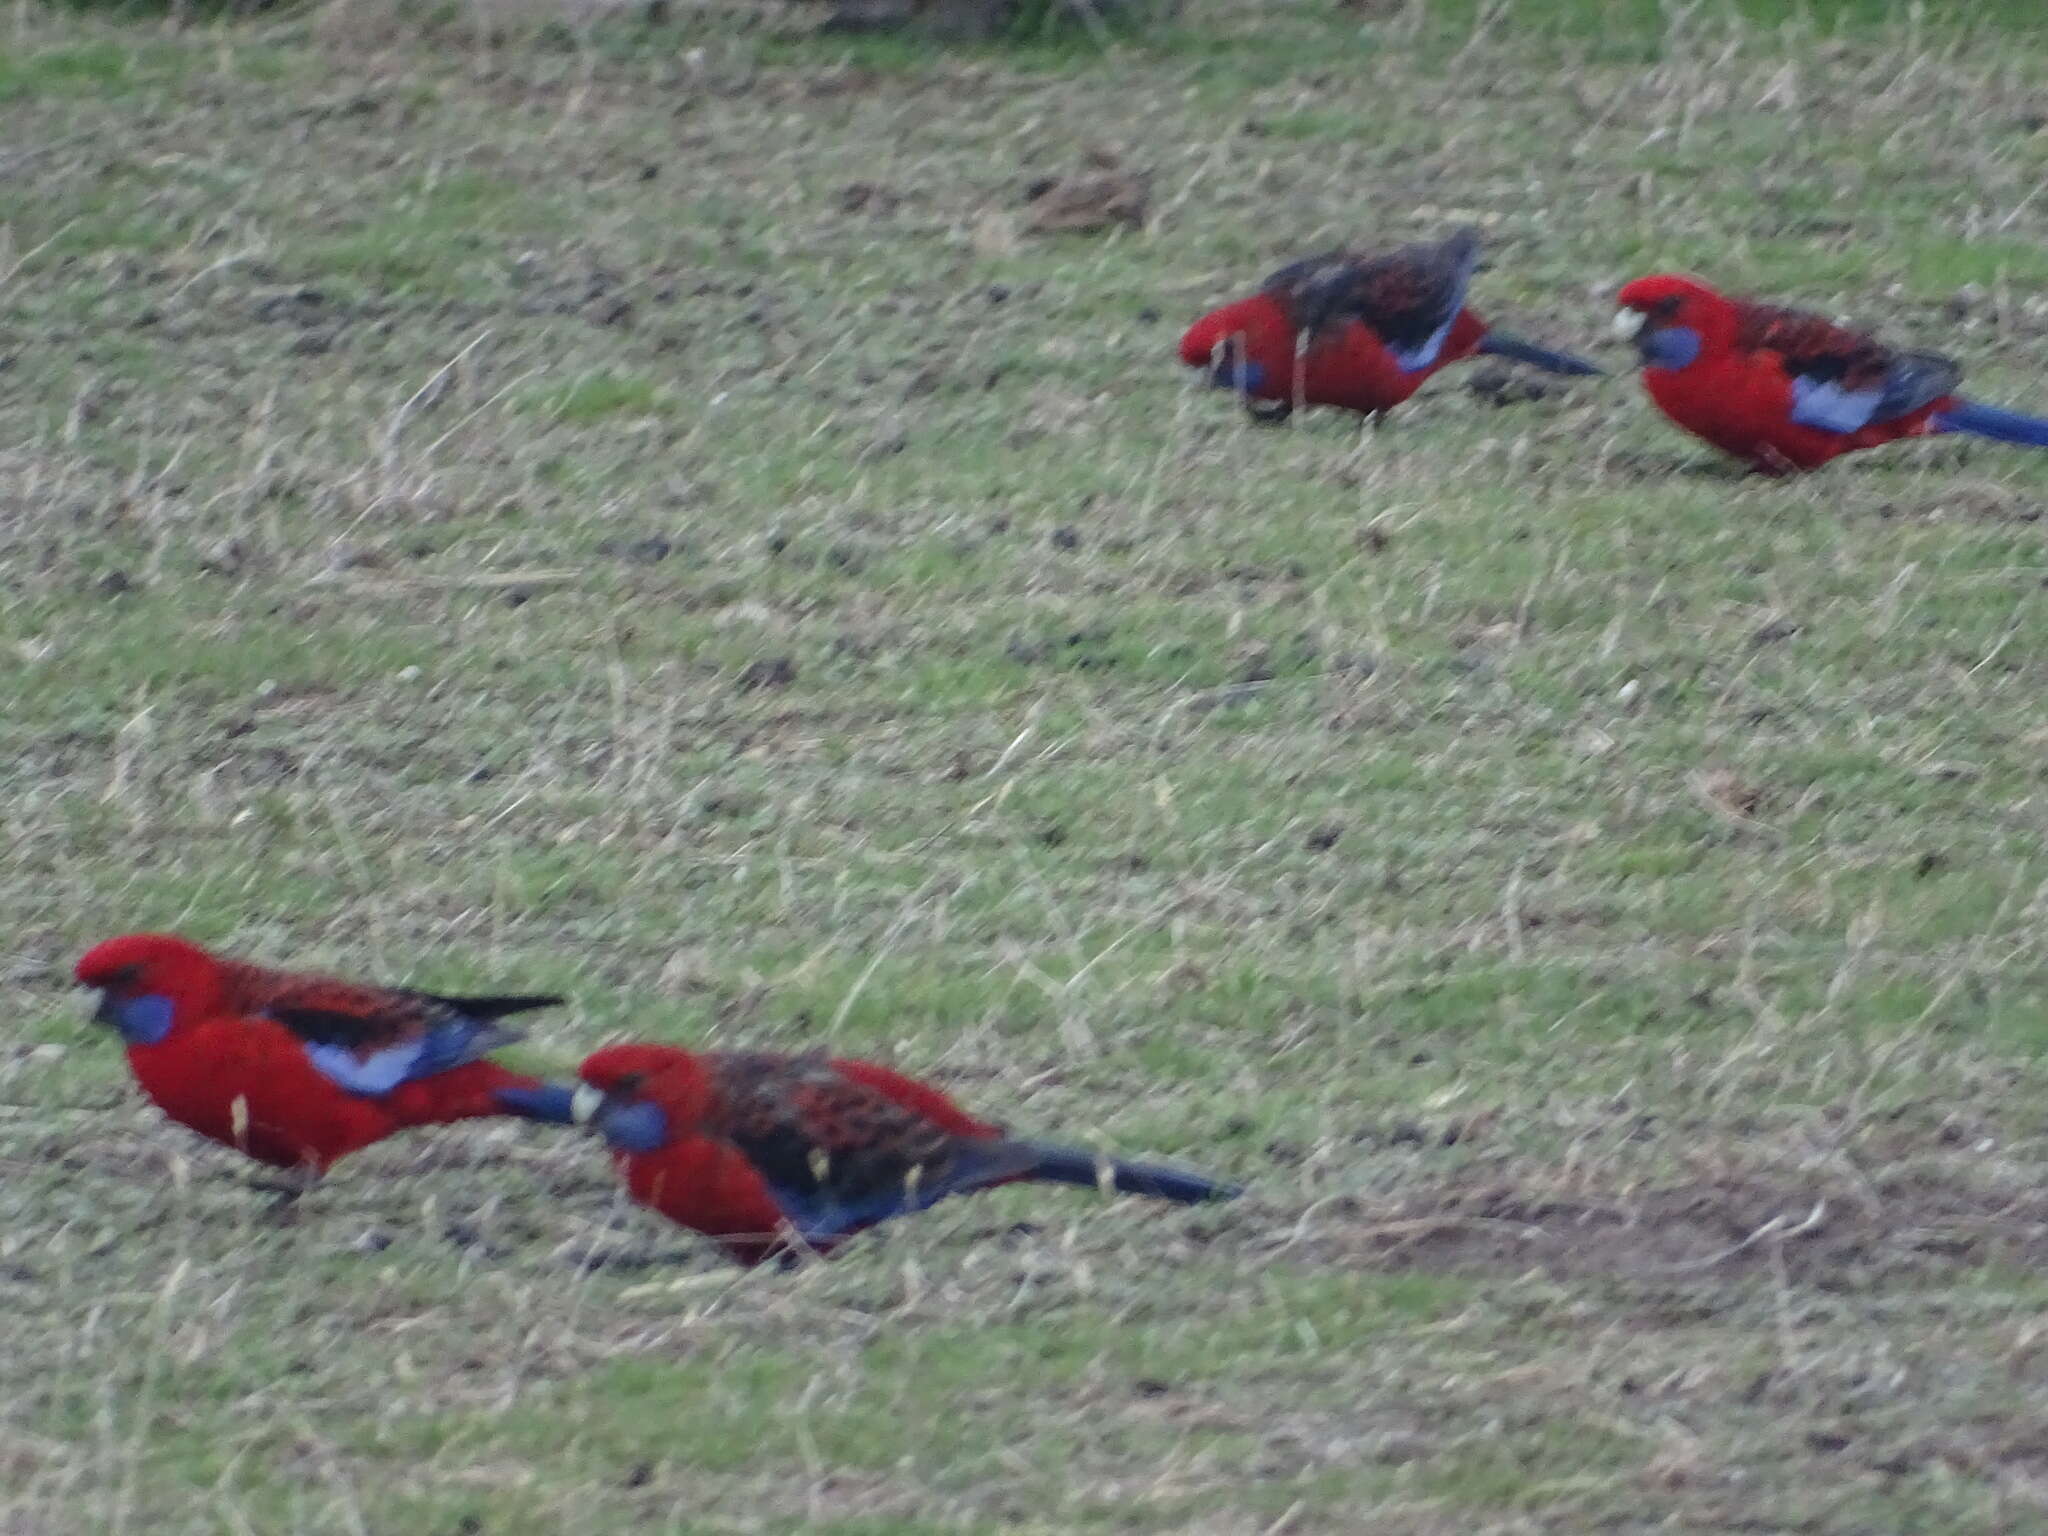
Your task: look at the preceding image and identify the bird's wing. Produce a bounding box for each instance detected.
[1263,228,1480,369]
[828,1058,1003,1137]
[1737,301,1960,431]
[228,965,554,1095]
[707,1053,1033,1244]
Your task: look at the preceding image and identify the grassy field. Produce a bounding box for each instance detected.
[9,0,2048,1529]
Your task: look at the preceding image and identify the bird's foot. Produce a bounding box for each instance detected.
[262,1191,305,1227]
[248,1167,319,1224]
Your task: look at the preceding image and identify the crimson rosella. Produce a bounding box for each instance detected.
[1179,227,1601,423]
[74,932,560,1185]
[1613,274,2048,474]
[497,1043,1241,1267]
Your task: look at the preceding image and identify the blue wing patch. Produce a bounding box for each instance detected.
[299,1017,513,1097]
[1785,347,1957,434]
[1789,375,1882,434]
[1388,312,1461,373]
[762,1139,1040,1246]
[1387,231,1477,372]
[303,1038,429,1094]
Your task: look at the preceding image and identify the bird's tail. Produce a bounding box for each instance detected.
[1476,330,1605,377]
[492,1079,580,1123]
[1932,398,2048,447]
[417,991,566,1022]
[1009,1139,1244,1205]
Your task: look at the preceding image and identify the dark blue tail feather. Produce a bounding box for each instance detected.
[1477,330,1605,377]
[1932,398,2048,448]
[1013,1140,1243,1204]
[494,1081,579,1123]
[418,991,564,1021]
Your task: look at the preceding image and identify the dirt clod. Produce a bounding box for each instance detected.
[1466,366,1558,406]
[736,657,797,691]
[1020,160,1149,236]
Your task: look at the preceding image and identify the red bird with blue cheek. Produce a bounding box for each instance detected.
[1614,274,2048,474]
[497,1043,1242,1267]
[1179,228,1601,424]
[75,933,560,1190]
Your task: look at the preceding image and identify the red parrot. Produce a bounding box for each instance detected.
[496,1043,1242,1266]
[74,933,560,1185]
[1614,273,2048,474]
[1178,228,1602,424]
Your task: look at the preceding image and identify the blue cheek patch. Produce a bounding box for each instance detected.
[1639,325,1702,370]
[1211,358,1268,393]
[105,993,176,1046]
[599,1101,669,1153]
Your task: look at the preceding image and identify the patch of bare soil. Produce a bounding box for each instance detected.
[1296,1168,2048,1288]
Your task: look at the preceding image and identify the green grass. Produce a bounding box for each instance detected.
[517,369,674,422]
[0,37,139,98]
[9,0,2048,1530]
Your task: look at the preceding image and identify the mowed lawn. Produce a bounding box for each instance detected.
[8,0,2048,1529]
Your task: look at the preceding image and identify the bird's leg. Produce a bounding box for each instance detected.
[247,1158,321,1197]
[250,1163,320,1224]
[773,1221,828,1269]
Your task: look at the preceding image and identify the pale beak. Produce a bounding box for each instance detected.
[1611,308,1647,340]
[569,1083,605,1125]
